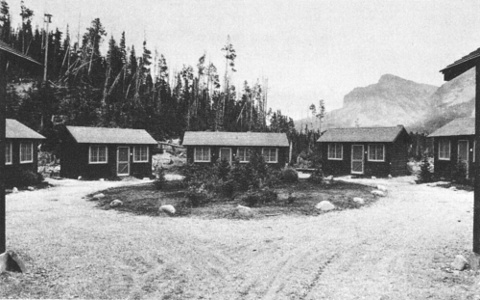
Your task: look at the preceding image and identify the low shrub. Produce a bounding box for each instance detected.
[6,170,43,188]
[308,168,324,184]
[154,167,167,190]
[241,188,278,207]
[186,185,211,207]
[281,167,298,183]
[216,179,236,198]
[452,161,468,184]
[417,156,433,183]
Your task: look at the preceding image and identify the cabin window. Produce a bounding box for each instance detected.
[19,142,33,163]
[133,146,149,162]
[5,141,12,165]
[327,143,343,160]
[89,145,108,164]
[194,147,211,162]
[237,147,250,163]
[438,140,451,160]
[368,144,385,162]
[262,148,278,163]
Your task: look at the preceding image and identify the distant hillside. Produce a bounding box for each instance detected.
[296,69,477,134]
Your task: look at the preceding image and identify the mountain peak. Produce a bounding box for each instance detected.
[378,74,406,83]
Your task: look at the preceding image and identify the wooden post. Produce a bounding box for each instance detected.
[475,62,480,253]
[0,52,6,254]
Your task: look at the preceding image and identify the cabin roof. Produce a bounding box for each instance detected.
[182,131,289,147]
[0,40,42,65]
[428,118,475,137]
[317,125,406,143]
[440,47,480,81]
[66,126,157,144]
[6,119,45,139]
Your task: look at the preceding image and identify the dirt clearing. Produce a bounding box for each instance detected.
[1,177,479,299]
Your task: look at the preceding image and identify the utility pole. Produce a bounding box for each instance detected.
[43,13,52,83]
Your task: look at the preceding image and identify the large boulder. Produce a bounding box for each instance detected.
[234,205,254,218]
[353,197,365,205]
[377,185,388,192]
[92,193,105,200]
[371,190,387,197]
[315,201,335,211]
[452,255,469,271]
[160,205,176,215]
[110,199,123,208]
[0,251,26,273]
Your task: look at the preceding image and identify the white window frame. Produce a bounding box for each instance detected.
[262,147,278,163]
[133,145,149,163]
[89,145,108,164]
[5,141,12,165]
[194,146,211,162]
[19,142,33,164]
[237,147,250,163]
[327,143,343,160]
[368,144,385,162]
[438,139,451,161]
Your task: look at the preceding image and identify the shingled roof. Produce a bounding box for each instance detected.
[440,48,480,81]
[428,118,474,137]
[6,119,45,139]
[182,131,289,147]
[317,125,406,143]
[66,126,157,144]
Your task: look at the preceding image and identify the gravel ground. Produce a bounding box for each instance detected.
[3,176,480,299]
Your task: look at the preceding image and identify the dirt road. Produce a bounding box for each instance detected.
[3,177,479,299]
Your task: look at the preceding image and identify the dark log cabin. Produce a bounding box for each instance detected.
[60,126,157,179]
[317,125,410,177]
[182,131,290,167]
[429,117,474,180]
[5,119,45,183]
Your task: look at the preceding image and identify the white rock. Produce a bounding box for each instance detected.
[99,178,105,182]
[77,176,82,180]
[92,193,105,199]
[377,185,388,192]
[110,199,123,207]
[143,177,150,181]
[388,174,393,179]
[371,190,386,197]
[451,255,468,271]
[234,205,254,218]
[277,193,289,201]
[12,187,18,193]
[160,204,176,215]
[353,197,365,205]
[325,175,334,181]
[371,176,377,179]
[27,186,34,191]
[315,201,335,211]
[449,186,458,191]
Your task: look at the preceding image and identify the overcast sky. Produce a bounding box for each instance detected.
[6,0,480,119]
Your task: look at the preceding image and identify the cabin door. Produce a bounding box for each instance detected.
[351,145,364,175]
[219,147,232,163]
[458,140,469,178]
[117,146,130,176]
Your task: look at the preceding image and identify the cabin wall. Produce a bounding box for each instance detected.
[61,140,153,179]
[433,135,475,180]
[321,140,408,177]
[186,145,288,168]
[5,139,41,184]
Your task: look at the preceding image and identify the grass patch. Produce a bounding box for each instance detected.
[90,180,377,219]
[435,182,474,192]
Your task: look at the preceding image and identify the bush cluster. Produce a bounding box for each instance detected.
[417,156,433,183]
[6,170,43,188]
[308,168,324,184]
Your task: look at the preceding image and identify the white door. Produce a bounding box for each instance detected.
[117,146,130,176]
[219,148,232,163]
[351,145,364,175]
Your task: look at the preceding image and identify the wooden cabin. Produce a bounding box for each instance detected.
[60,126,157,179]
[317,125,410,177]
[428,117,475,179]
[5,119,45,181]
[182,131,290,167]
